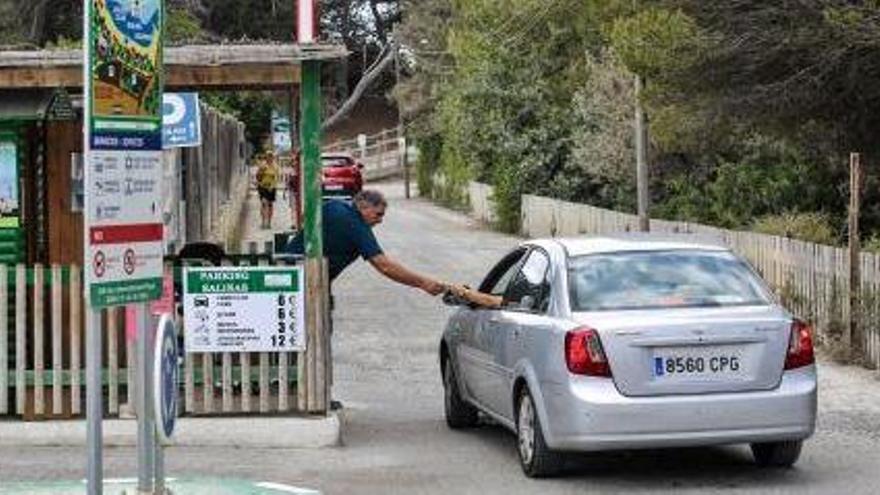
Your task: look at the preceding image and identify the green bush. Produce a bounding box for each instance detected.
[752,212,838,245]
[415,135,442,198]
[491,165,522,234]
[865,235,880,253]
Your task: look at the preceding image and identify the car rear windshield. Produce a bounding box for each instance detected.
[322,157,352,168]
[568,250,772,311]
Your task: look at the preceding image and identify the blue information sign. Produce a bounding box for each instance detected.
[162,93,202,149]
[153,314,178,443]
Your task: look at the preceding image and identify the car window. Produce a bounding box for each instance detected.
[478,248,527,296]
[504,249,551,312]
[568,249,772,312]
[322,157,353,168]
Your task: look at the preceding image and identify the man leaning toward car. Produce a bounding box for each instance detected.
[283,190,449,407]
[284,189,448,294]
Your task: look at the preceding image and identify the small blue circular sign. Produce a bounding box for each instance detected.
[153,314,178,443]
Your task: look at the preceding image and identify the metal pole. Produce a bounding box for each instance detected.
[301,60,323,258]
[635,75,649,232]
[137,305,155,493]
[393,36,409,199]
[849,152,862,363]
[86,308,103,495]
[152,310,165,494]
[83,1,102,492]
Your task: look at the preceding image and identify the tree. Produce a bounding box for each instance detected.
[657,1,880,155]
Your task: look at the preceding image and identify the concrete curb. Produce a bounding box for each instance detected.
[0,413,341,449]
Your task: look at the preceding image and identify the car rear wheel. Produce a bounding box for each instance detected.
[443,358,478,429]
[750,440,803,468]
[516,388,564,478]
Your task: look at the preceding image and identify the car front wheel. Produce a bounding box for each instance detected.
[443,358,478,429]
[516,387,564,477]
[750,440,803,468]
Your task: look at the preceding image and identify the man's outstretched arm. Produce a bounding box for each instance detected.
[368,254,446,295]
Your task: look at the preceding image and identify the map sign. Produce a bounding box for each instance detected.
[183,266,306,353]
[90,0,163,136]
[86,0,165,308]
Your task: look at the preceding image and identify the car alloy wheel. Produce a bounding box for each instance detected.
[517,393,536,465]
[516,388,564,477]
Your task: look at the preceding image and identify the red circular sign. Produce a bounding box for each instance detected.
[93,251,106,278]
[123,249,136,275]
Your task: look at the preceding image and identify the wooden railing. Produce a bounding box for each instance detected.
[1,241,329,420]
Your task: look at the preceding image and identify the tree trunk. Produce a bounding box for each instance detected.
[322,43,397,133]
[25,0,50,45]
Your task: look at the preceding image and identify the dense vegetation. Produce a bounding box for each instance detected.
[4,1,879,245]
[0,0,401,150]
[397,0,880,245]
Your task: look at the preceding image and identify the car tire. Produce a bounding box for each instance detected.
[516,387,564,478]
[750,440,803,468]
[443,358,479,429]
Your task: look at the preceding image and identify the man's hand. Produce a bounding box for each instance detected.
[420,279,447,296]
[369,254,447,296]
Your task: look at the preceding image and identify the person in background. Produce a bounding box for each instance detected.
[255,149,280,229]
[286,148,301,229]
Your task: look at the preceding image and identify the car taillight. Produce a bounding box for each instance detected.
[565,327,611,377]
[784,319,815,370]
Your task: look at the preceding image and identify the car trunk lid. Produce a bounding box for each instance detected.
[573,305,791,396]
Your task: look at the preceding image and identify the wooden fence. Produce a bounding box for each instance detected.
[179,103,248,247]
[0,241,329,420]
[469,182,880,369]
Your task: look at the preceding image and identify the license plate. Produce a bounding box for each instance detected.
[325,184,344,190]
[653,347,744,378]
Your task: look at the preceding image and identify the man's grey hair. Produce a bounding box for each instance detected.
[353,189,387,208]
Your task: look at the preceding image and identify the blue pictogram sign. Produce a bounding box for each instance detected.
[162,93,202,149]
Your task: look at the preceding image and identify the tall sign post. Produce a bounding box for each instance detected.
[298,0,328,412]
[84,1,165,493]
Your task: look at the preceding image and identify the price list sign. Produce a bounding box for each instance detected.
[183,266,305,353]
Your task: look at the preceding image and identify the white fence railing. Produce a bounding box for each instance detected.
[324,128,407,181]
[469,182,880,369]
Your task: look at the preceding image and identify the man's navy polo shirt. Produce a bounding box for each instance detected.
[285,200,383,281]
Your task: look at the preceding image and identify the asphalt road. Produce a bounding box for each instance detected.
[2,181,880,494]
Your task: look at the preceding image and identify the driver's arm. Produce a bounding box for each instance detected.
[450,284,503,308]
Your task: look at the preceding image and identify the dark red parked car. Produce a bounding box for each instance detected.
[321,153,364,197]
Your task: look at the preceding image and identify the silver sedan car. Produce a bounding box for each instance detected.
[440,236,817,477]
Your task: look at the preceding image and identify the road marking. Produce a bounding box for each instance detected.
[255,481,321,494]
